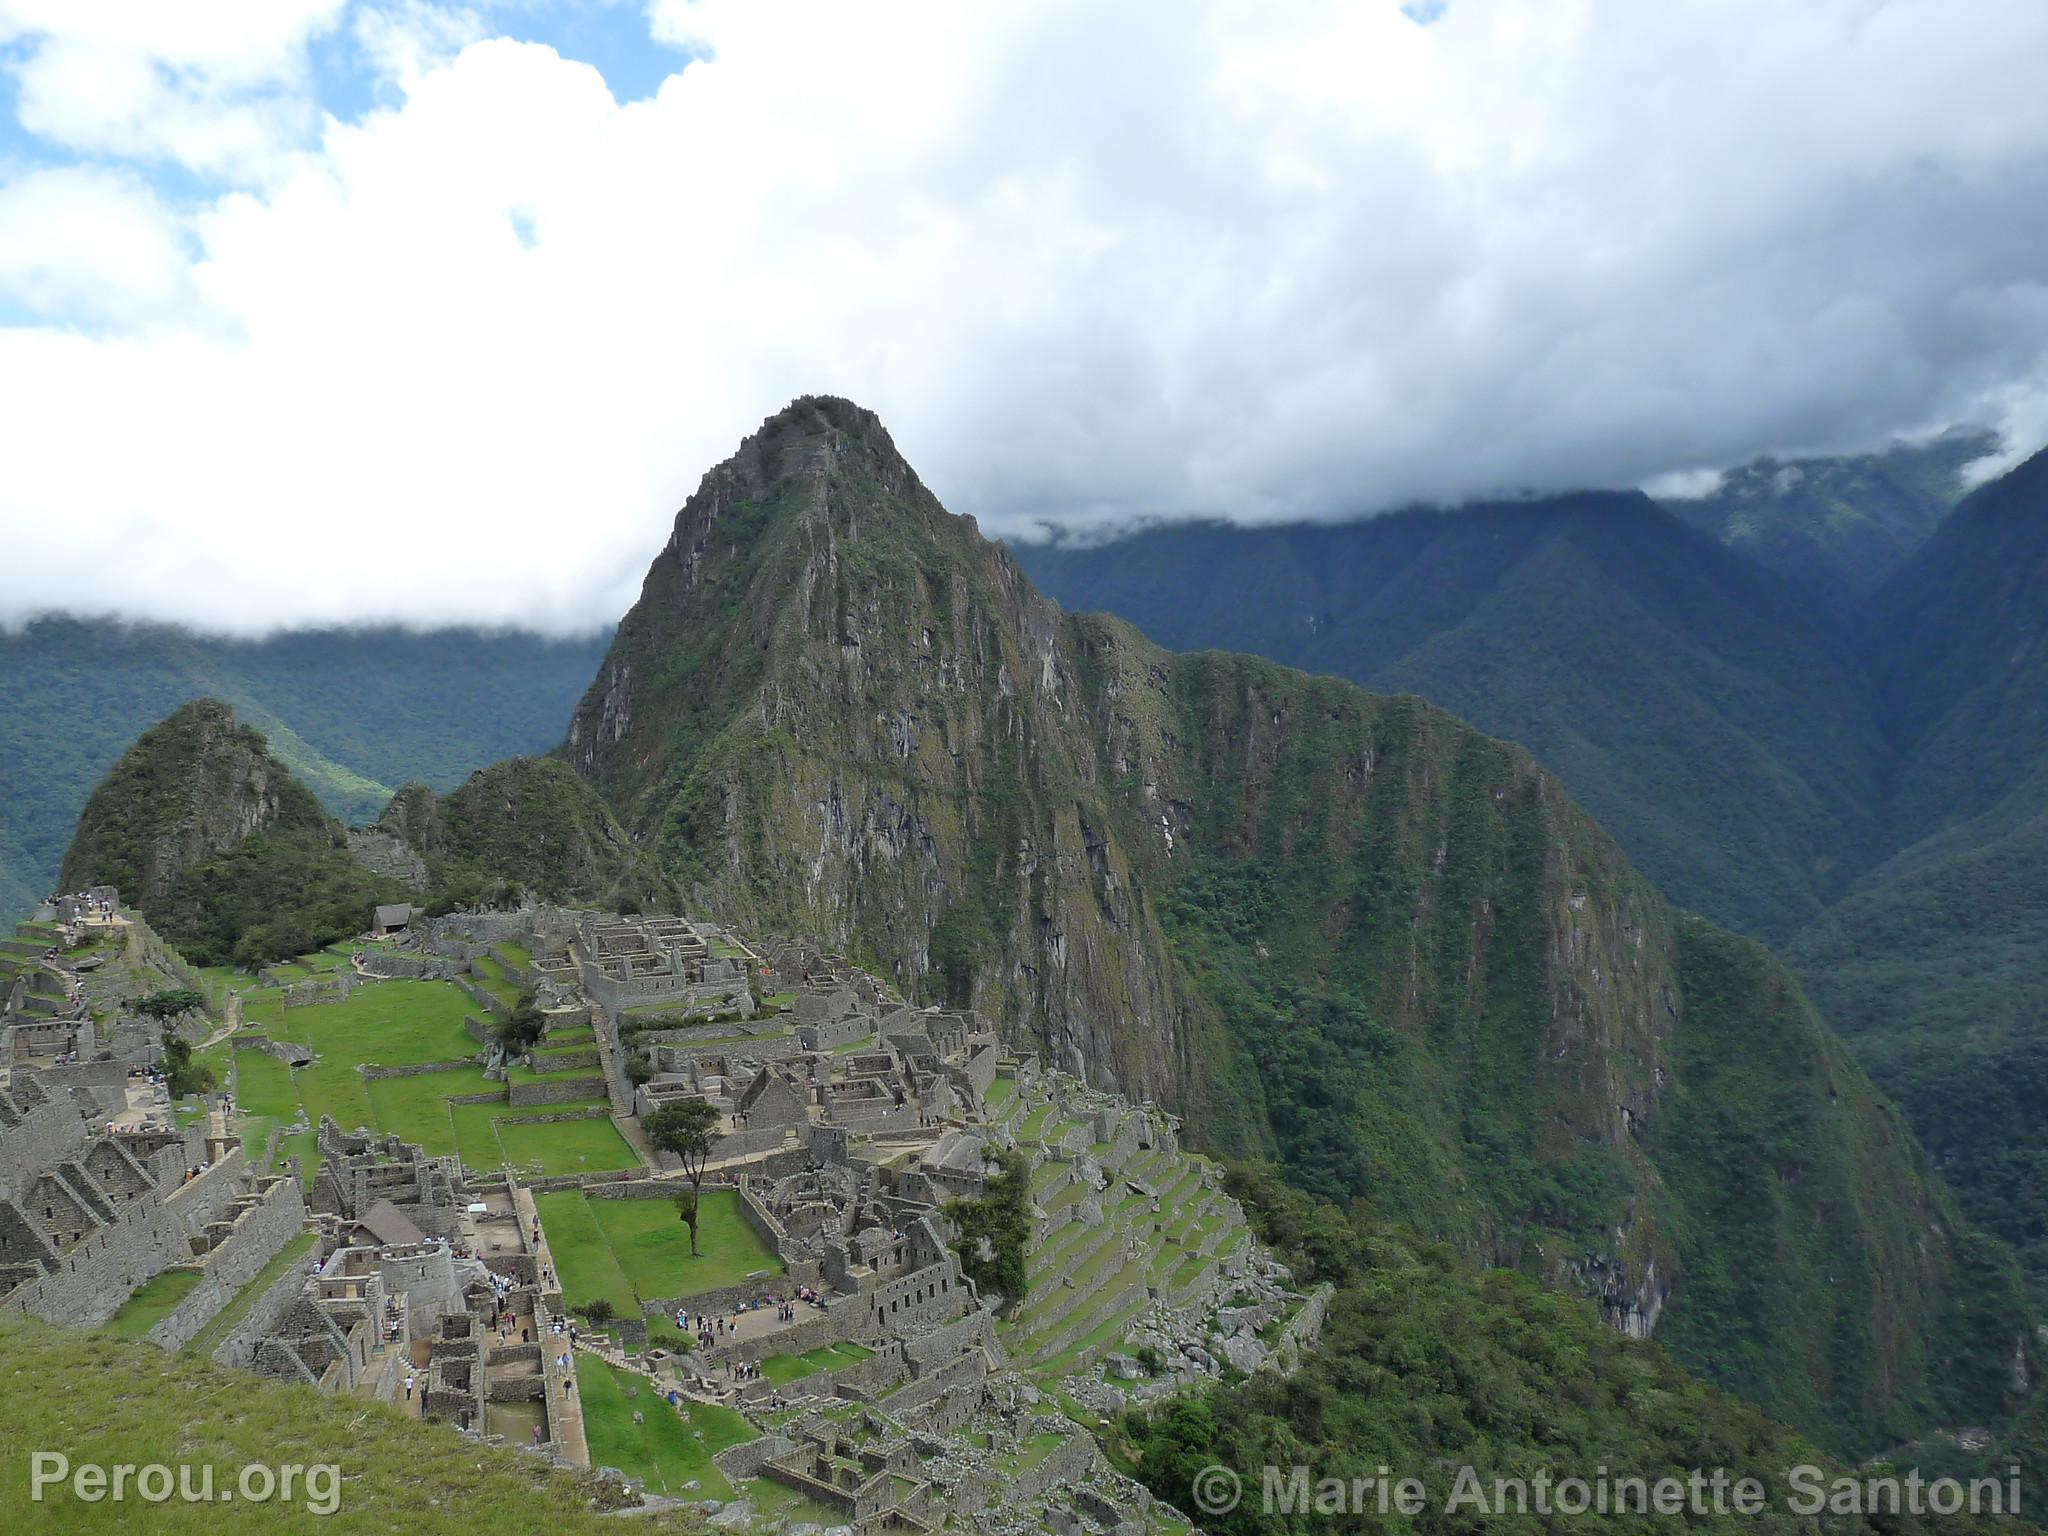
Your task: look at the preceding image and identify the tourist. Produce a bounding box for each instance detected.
[404,1373,415,1400]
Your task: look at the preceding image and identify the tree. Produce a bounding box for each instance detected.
[492,989,546,1061]
[945,1146,1030,1308]
[160,1032,214,1096]
[644,1098,722,1256]
[136,987,206,1019]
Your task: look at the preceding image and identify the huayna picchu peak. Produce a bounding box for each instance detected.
[559,398,2036,1459]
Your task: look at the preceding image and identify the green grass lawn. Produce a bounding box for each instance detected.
[288,980,475,1063]
[986,1075,1016,1106]
[741,1477,845,1524]
[471,956,523,1007]
[223,979,642,1189]
[495,1115,638,1177]
[573,1356,749,1500]
[102,1269,205,1339]
[495,942,533,972]
[533,1192,637,1318]
[589,1192,783,1302]
[537,1191,782,1316]
[236,1113,278,1164]
[365,1068,500,1157]
[184,1232,317,1358]
[756,1341,872,1385]
[230,1048,298,1121]
[275,1128,317,1183]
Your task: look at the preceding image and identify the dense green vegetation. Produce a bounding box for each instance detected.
[1121,1171,2028,1536]
[1017,494,1888,945]
[56,700,401,965]
[156,819,398,968]
[378,757,673,912]
[1,620,609,925]
[945,1145,1031,1307]
[1788,810,2048,1301]
[59,701,668,963]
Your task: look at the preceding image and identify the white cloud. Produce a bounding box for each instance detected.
[0,0,346,178]
[2,0,2047,634]
[0,166,195,326]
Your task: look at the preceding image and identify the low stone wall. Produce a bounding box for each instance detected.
[530,1047,600,1072]
[281,975,358,1008]
[361,1059,481,1081]
[147,1177,308,1351]
[232,1035,312,1066]
[1265,1282,1334,1375]
[901,1307,995,1371]
[713,1434,797,1483]
[211,1241,326,1368]
[728,1301,878,1365]
[642,1262,827,1321]
[642,1122,793,1166]
[359,950,465,982]
[507,1074,608,1108]
[880,1346,989,1422]
[502,1106,609,1127]
[1010,1429,1098,1506]
[455,977,509,1021]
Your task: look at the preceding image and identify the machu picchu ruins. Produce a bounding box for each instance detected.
[2,887,1322,1533]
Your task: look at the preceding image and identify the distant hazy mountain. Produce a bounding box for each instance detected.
[0,618,611,924]
[1657,430,1994,608]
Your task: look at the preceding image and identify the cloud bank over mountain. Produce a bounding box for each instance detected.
[3,0,2046,634]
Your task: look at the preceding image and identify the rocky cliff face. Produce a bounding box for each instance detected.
[59,699,320,905]
[565,397,2032,1455]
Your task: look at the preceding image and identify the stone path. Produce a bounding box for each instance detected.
[542,1324,590,1466]
[518,1184,591,1466]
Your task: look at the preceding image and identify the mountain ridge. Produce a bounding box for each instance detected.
[559,394,2034,1455]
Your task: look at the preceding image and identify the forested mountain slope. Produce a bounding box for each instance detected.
[1016,443,2048,1306]
[0,619,610,924]
[1015,499,1886,943]
[562,396,2034,1455]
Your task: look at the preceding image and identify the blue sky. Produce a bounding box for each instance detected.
[0,2,694,187]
